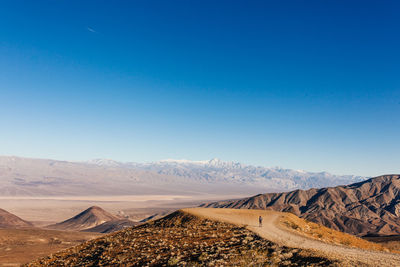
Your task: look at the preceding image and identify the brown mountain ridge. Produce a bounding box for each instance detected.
[201,174,400,236]
[46,206,119,231]
[0,208,33,228]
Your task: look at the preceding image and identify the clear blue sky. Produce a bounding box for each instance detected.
[0,0,399,176]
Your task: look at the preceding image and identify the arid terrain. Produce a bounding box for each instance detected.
[0,195,219,226]
[0,228,101,266]
[0,156,398,266]
[46,206,138,233]
[0,155,368,235]
[2,1,397,265]
[26,208,400,266]
[364,235,400,252]
[0,208,32,228]
[0,206,126,266]
[202,174,400,236]
[186,208,400,266]
[26,209,335,266]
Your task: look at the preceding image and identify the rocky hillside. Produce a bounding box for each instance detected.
[83,219,138,233]
[0,208,32,228]
[201,175,400,236]
[27,210,336,266]
[46,206,119,231]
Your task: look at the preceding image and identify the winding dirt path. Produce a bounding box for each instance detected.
[184,208,400,266]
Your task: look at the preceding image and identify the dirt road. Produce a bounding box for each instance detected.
[184,208,400,266]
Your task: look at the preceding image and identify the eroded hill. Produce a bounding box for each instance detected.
[201,175,400,236]
[0,208,33,228]
[46,206,119,231]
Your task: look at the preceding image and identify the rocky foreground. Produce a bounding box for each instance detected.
[26,210,337,266]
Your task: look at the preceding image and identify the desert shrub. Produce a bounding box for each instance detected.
[167,256,180,266]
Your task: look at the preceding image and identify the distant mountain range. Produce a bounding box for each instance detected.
[124,158,365,191]
[201,174,400,236]
[0,156,365,196]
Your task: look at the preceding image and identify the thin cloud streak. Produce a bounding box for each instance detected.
[86,27,97,33]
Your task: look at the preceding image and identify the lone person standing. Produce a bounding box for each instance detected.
[259,215,263,227]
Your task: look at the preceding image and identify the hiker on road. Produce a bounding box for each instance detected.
[259,215,263,227]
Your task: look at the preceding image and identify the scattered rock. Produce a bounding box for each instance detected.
[25,211,338,266]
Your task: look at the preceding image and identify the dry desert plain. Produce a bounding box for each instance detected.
[0,194,244,224]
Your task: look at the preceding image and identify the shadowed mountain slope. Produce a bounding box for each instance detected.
[83,219,138,233]
[200,175,400,236]
[0,208,33,228]
[46,206,118,231]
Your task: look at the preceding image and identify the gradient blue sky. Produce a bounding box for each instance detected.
[0,0,399,176]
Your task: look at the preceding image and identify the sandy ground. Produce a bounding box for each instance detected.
[185,208,400,267]
[0,228,101,266]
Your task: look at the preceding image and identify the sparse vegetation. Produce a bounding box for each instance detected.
[280,213,389,252]
[363,236,400,253]
[26,211,337,266]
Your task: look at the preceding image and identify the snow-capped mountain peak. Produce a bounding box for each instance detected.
[86,159,122,167]
[85,158,366,191]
